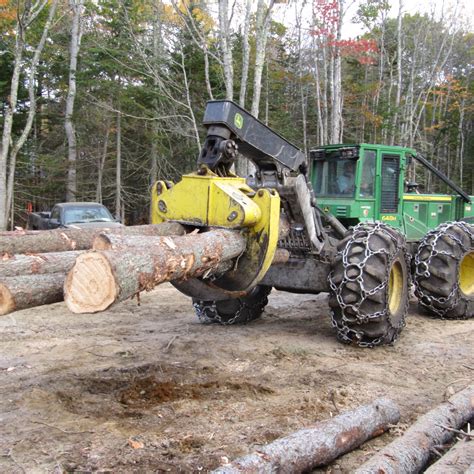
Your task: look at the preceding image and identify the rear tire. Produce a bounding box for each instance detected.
[329,222,410,347]
[413,221,474,319]
[192,285,272,325]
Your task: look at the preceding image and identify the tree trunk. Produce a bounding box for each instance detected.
[0,6,29,230]
[65,229,246,313]
[6,0,58,226]
[212,398,400,473]
[96,121,110,203]
[115,109,122,219]
[0,273,65,316]
[0,250,84,277]
[250,0,275,118]
[389,0,403,145]
[425,438,474,473]
[355,384,474,474]
[218,0,233,101]
[65,0,84,202]
[238,0,252,108]
[0,222,185,255]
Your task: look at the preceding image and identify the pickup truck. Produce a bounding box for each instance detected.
[27,202,124,230]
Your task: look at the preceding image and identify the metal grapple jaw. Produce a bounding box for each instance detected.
[151,166,280,297]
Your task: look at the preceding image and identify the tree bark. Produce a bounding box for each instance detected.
[212,398,400,473]
[0,222,185,255]
[250,0,275,118]
[64,229,246,313]
[218,0,233,100]
[0,273,65,316]
[355,384,474,474]
[0,250,84,277]
[424,438,474,473]
[65,0,84,202]
[238,0,252,108]
[6,0,58,226]
[0,4,30,230]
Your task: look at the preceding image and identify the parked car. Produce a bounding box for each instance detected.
[27,202,123,230]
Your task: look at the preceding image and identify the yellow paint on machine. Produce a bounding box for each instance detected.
[382,215,397,221]
[403,195,452,202]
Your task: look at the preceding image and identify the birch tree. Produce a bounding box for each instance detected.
[0,0,55,230]
[65,0,84,202]
[218,0,233,100]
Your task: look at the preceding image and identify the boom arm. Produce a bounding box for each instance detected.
[198,100,307,175]
[412,153,471,203]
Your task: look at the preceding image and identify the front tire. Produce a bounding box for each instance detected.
[413,221,474,318]
[193,285,272,325]
[329,222,410,347]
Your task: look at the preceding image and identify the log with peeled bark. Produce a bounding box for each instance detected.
[211,398,400,473]
[355,384,474,474]
[0,250,84,277]
[424,438,474,473]
[65,229,246,314]
[0,273,64,315]
[0,222,185,255]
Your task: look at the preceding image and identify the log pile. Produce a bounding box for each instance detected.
[0,222,187,315]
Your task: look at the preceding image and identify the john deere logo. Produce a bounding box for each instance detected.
[234,113,244,129]
[323,206,329,213]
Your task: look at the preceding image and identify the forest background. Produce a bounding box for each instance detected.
[0,0,473,229]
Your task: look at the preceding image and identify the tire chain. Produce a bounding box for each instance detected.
[328,222,410,348]
[414,221,474,319]
[193,294,268,325]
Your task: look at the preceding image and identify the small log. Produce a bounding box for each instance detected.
[92,233,182,251]
[0,250,84,277]
[425,438,474,473]
[0,273,64,315]
[212,398,400,473]
[65,229,246,314]
[355,384,474,474]
[0,222,185,255]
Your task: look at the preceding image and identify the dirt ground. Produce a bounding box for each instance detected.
[0,284,473,473]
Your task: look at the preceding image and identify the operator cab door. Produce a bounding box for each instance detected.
[377,152,403,228]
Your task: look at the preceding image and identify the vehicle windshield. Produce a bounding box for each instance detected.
[64,206,114,224]
[313,158,357,197]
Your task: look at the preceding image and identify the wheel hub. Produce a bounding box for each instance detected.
[388,260,403,314]
[459,251,474,296]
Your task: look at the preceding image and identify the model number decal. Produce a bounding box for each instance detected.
[381,215,396,221]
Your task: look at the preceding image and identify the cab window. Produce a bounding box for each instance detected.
[314,158,356,197]
[359,150,376,198]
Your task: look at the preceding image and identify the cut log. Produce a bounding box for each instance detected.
[425,438,474,473]
[0,222,185,255]
[355,384,474,474]
[92,233,186,251]
[212,398,400,473]
[0,273,64,315]
[65,229,246,314]
[0,250,84,277]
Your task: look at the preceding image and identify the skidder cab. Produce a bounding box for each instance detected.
[310,143,474,319]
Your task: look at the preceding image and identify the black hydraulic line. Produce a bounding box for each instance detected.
[412,153,471,203]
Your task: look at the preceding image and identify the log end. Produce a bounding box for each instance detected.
[64,252,117,314]
[0,284,15,315]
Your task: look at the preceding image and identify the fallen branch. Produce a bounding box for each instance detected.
[355,384,474,473]
[212,398,400,473]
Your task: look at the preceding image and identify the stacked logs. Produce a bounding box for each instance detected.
[0,222,186,315]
